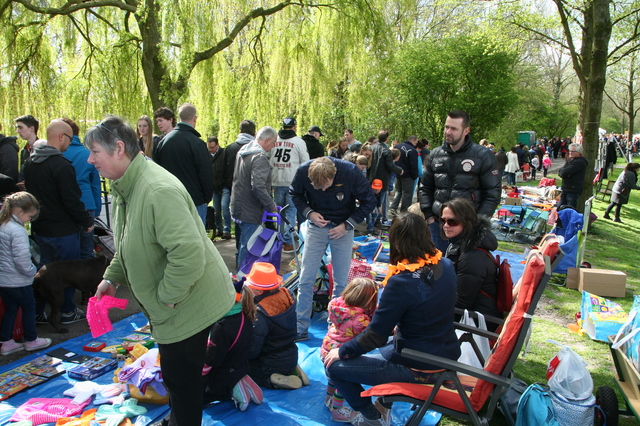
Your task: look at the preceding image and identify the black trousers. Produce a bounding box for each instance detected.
[157,324,213,426]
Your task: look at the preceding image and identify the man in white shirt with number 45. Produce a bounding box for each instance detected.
[271,117,310,253]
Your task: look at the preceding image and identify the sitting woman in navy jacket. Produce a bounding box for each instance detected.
[441,197,501,324]
[324,213,459,426]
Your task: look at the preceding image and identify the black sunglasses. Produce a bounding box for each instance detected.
[98,122,122,140]
[440,217,460,227]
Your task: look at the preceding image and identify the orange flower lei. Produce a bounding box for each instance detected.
[380,250,442,287]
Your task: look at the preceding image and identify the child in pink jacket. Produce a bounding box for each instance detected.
[321,277,378,422]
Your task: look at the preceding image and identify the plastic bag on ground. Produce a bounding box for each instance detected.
[546,340,593,400]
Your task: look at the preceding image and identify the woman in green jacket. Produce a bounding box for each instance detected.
[88,116,235,426]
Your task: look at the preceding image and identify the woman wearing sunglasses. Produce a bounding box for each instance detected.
[440,198,501,326]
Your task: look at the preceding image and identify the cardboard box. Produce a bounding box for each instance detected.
[579,268,627,298]
[566,267,579,289]
[503,197,522,206]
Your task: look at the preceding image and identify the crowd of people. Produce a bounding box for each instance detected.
[1,105,639,426]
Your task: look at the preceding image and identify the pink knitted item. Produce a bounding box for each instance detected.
[10,398,89,425]
[87,296,129,338]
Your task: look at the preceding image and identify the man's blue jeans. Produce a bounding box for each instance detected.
[222,188,232,232]
[237,221,260,274]
[80,210,96,259]
[36,232,81,314]
[213,190,231,234]
[296,222,353,334]
[273,186,295,245]
[326,348,440,412]
[196,204,208,227]
[559,191,580,209]
[379,191,389,222]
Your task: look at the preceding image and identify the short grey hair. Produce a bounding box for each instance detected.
[256,126,277,142]
[569,143,583,155]
[178,103,197,122]
[84,115,139,160]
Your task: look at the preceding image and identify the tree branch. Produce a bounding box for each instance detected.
[552,0,584,83]
[189,1,293,70]
[10,0,136,16]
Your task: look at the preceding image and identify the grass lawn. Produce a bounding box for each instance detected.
[438,164,640,425]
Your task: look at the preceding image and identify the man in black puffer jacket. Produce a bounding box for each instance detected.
[419,110,500,251]
[154,103,213,226]
[0,133,19,181]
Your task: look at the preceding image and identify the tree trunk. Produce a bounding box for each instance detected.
[578,0,612,212]
[628,64,635,154]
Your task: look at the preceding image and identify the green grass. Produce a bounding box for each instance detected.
[437,165,639,425]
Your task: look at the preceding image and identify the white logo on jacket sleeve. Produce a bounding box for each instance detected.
[461,159,475,172]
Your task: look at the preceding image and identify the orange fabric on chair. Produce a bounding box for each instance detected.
[468,253,544,411]
[537,234,560,264]
[363,253,547,417]
[362,375,478,413]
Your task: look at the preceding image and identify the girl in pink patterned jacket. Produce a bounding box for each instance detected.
[321,277,378,422]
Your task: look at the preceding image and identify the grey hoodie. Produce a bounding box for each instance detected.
[230,140,276,224]
[31,145,63,164]
[223,133,256,189]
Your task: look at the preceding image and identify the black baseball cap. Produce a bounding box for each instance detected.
[282,117,297,127]
[308,125,324,136]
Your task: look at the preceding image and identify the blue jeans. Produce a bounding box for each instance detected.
[366,209,380,232]
[80,210,96,259]
[0,286,37,342]
[213,190,231,234]
[297,222,354,334]
[196,203,208,227]
[506,172,516,186]
[326,348,440,412]
[237,221,260,274]
[380,191,389,222]
[221,188,231,233]
[36,232,81,314]
[559,191,580,209]
[429,221,449,253]
[273,186,295,245]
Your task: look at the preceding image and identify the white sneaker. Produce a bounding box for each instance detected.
[349,410,389,426]
[25,337,52,352]
[331,406,353,422]
[1,339,24,355]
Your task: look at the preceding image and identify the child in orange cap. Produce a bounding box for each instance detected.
[245,262,308,389]
[366,179,384,234]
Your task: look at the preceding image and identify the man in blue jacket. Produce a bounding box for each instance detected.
[290,157,376,341]
[62,118,101,259]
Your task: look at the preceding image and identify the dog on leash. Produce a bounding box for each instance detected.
[32,256,111,333]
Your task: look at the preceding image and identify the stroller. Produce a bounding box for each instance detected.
[237,210,283,278]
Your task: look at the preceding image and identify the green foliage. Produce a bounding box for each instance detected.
[386,35,520,142]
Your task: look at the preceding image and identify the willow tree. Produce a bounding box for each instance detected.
[0,0,385,123]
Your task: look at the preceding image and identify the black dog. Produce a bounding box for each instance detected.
[33,256,111,333]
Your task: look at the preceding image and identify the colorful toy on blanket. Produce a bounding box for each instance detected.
[115,345,168,405]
